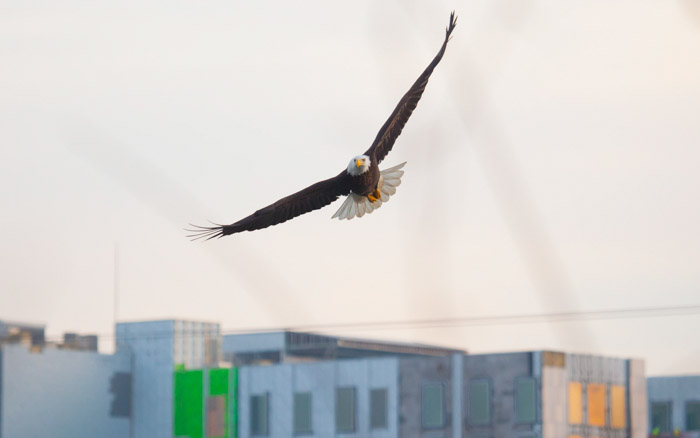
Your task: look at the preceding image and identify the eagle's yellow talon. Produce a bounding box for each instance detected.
[368,188,382,203]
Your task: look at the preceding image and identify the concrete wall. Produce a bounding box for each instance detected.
[117,320,175,438]
[399,356,452,438]
[0,343,131,438]
[238,357,399,438]
[648,375,700,434]
[541,353,567,438]
[463,352,539,438]
[629,359,647,438]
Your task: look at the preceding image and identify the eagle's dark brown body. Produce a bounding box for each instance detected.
[348,161,380,196]
[188,12,457,240]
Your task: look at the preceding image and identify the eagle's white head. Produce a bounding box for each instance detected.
[347,155,371,176]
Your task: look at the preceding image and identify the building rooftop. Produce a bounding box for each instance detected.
[222,330,465,365]
[0,319,47,348]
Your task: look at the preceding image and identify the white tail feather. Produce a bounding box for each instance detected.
[381,185,396,196]
[356,201,366,217]
[332,162,406,220]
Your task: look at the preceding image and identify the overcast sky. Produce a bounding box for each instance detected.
[2,0,700,375]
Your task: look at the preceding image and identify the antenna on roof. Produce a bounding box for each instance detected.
[113,243,119,339]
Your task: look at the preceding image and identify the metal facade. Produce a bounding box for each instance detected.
[238,357,400,438]
[648,375,700,436]
[0,343,131,438]
[117,319,221,438]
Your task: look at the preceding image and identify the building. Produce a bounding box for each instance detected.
[62,332,99,352]
[1,317,652,438]
[224,350,647,438]
[466,351,647,438]
[116,319,221,438]
[222,330,464,365]
[647,375,700,437]
[0,319,98,352]
[0,342,131,438]
[174,330,462,438]
[0,319,46,349]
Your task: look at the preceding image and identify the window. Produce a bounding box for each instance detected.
[468,379,491,426]
[250,393,269,436]
[516,377,536,423]
[336,387,356,433]
[587,383,606,426]
[651,401,671,433]
[294,392,312,435]
[686,401,700,431]
[611,386,626,428]
[370,388,388,430]
[422,382,446,428]
[569,382,582,424]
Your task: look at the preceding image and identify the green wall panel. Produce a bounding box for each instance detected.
[209,369,228,395]
[174,370,203,438]
[174,368,237,438]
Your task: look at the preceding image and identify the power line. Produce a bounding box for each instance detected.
[221,302,700,334]
[39,302,700,343]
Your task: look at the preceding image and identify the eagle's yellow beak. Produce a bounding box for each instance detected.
[356,159,363,167]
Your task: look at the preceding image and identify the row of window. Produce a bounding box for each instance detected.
[248,377,538,435]
[651,401,700,433]
[568,382,626,428]
[250,387,388,435]
[467,378,538,426]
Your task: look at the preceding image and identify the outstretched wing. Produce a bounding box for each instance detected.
[364,12,457,164]
[188,173,350,240]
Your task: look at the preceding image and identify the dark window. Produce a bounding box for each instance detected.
[422,382,446,429]
[250,393,269,436]
[109,372,132,418]
[651,401,672,434]
[687,401,700,431]
[336,387,356,433]
[370,388,388,429]
[516,377,536,423]
[294,392,312,434]
[469,379,491,425]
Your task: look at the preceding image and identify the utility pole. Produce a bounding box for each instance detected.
[114,243,119,327]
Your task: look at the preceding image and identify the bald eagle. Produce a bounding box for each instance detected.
[189,12,457,240]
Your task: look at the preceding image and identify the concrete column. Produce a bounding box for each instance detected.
[451,353,463,438]
[628,359,648,438]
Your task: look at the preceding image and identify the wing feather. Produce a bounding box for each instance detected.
[364,12,457,164]
[188,173,349,239]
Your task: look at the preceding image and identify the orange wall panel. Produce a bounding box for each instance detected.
[569,382,582,424]
[611,385,626,428]
[588,383,606,426]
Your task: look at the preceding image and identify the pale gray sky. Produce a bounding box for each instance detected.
[2,0,699,375]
